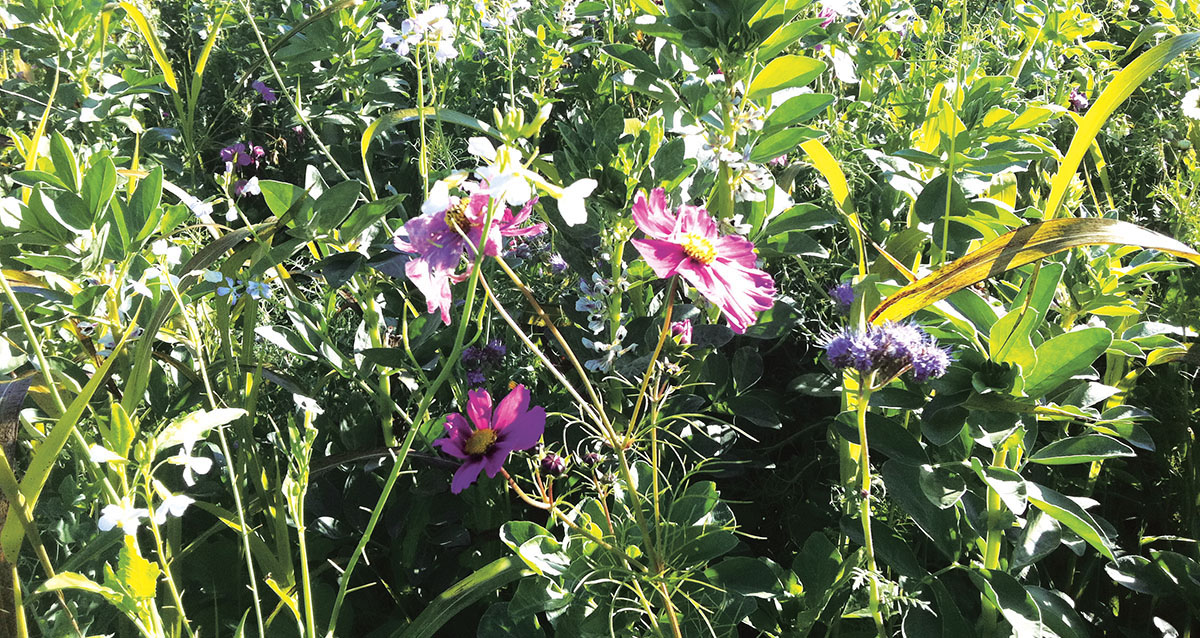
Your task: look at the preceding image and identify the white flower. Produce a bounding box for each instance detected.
[225,205,238,223]
[421,179,454,214]
[153,494,195,525]
[203,269,224,283]
[98,502,148,536]
[394,4,458,63]
[151,240,182,266]
[168,449,213,487]
[293,393,325,415]
[556,179,596,226]
[88,445,124,464]
[820,0,863,19]
[467,136,498,161]
[828,46,858,84]
[1183,88,1200,119]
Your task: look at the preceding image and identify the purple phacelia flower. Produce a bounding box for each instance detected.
[830,282,854,315]
[824,322,950,382]
[1068,88,1088,113]
[910,343,951,382]
[484,339,506,362]
[466,369,487,386]
[251,80,278,103]
[462,346,484,366]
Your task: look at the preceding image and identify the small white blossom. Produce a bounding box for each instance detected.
[98,502,148,536]
[556,179,596,226]
[153,494,195,525]
[168,450,213,487]
[88,445,124,464]
[1183,89,1200,119]
[151,240,182,266]
[293,393,325,415]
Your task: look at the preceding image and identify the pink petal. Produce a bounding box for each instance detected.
[491,384,531,432]
[467,388,493,430]
[631,189,676,239]
[631,238,687,279]
[676,205,718,239]
[494,406,545,453]
[450,458,486,493]
[705,258,775,334]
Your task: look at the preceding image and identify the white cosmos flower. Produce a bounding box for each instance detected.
[88,445,124,464]
[1183,89,1200,119]
[153,494,195,525]
[98,502,148,536]
[556,179,597,226]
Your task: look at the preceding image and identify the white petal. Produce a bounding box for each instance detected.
[466,137,497,161]
[421,180,452,214]
[88,445,123,464]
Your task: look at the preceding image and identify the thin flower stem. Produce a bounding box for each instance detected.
[326,198,501,636]
[478,273,601,425]
[624,276,678,440]
[979,442,1012,634]
[360,284,397,446]
[238,0,352,184]
[855,373,886,638]
[657,581,683,638]
[407,0,429,195]
[630,581,667,638]
[142,480,197,638]
[162,276,267,638]
[492,256,613,433]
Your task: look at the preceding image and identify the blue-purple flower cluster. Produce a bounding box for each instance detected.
[462,339,507,386]
[829,282,854,315]
[824,322,950,382]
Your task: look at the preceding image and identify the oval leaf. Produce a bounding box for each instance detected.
[747,56,826,100]
[1029,434,1135,465]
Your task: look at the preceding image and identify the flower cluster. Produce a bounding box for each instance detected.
[824,322,950,382]
[394,183,544,324]
[630,188,775,334]
[463,339,507,386]
[433,384,545,493]
[250,80,277,103]
[220,142,264,174]
[829,282,854,315]
[205,270,273,302]
[1068,88,1089,113]
[475,0,530,29]
[583,325,636,372]
[379,4,458,63]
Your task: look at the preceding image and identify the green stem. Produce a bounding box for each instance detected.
[979,443,1011,635]
[855,374,885,637]
[143,480,197,638]
[624,276,678,440]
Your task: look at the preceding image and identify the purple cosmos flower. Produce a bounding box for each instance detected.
[251,80,278,103]
[670,319,693,345]
[830,282,854,315]
[433,384,546,493]
[394,187,544,324]
[630,188,775,334]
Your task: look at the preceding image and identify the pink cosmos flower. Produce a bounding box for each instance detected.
[433,384,546,494]
[630,188,775,334]
[395,187,544,324]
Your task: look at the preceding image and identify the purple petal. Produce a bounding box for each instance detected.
[450,458,486,493]
[482,448,511,477]
[494,406,545,453]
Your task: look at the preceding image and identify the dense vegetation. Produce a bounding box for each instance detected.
[2,0,1200,635]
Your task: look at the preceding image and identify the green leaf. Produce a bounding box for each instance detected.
[49,131,80,191]
[82,157,118,218]
[969,458,1027,516]
[1012,509,1062,569]
[341,193,405,237]
[258,180,309,218]
[115,536,160,600]
[311,180,362,234]
[749,126,821,162]
[763,93,835,133]
[705,556,780,599]
[746,55,826,100]
[499,522,569,577]
[968,568,1045,637]
[1026,482,1115,560]
[154,408,247,453]
[1023,327,1112,398]
[757,18,824,60]
[127,166,163,243]
[119,1,179,92]
[990,262,1064,371]
[732,347,763,390]
[870,219,1200,323]
[834,412,928,466]
[600,43,662,77]
[36,572,123,603]
[1029,434,1135,465]
[1027,586,1089,638]
[1045,33,1200,219]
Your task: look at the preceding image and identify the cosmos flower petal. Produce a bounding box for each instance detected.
[482,449,510,477]
[630,238,688,279]
[450,458,487,494]
[494,406,545,452]
[631,188,676,239]
[491,384,531,432]
[466,388,493,430]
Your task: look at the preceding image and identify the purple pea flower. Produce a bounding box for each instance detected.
[251,80,278,103]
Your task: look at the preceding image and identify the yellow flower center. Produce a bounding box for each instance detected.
[682,232,717,264]
[444,198,472,231]
[464,428,497,455]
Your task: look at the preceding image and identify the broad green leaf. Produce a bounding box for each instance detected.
[881,462,961,559]
[1023,327,1112,397]
[1026,482,1115,560]
[801,138,866,274]
[763,93,835,133]
[870,218,1200,323]
[311,180,362,234]
[746,56,825,100]
[154,408,247,453]
[1012,509,1062,569]
[705,556,780,598]
[757,18,824,60]
[1045,33,1200,219]
[395,557,530,638]
[1027,586,1089,638]
[48,131,80,191]
[600,44,661,77]
[749,126,821,162]
[968,569,1045,637]
[1029,434,1135,465]
[36,572,122,603]
[119,2,179,92]
[81,157,118,218]
[969,458,1027,516]
[989,263,1063,371]
[115,536,160,600]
